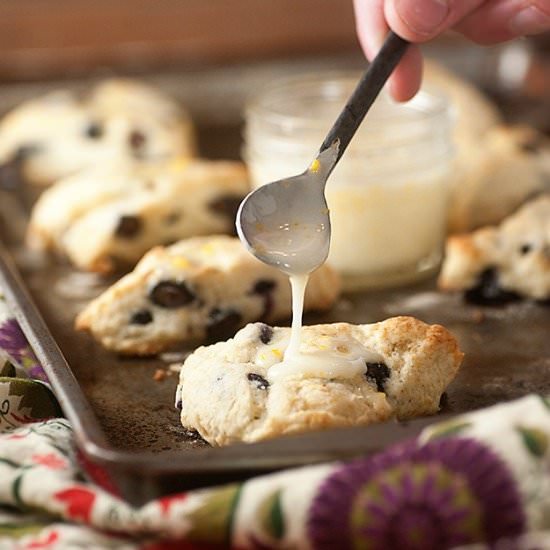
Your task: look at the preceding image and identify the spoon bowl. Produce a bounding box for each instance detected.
[236,142,339,274]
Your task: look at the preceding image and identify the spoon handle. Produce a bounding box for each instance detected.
[319,31,409,167]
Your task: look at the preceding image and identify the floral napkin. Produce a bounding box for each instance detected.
[0,291,549,550]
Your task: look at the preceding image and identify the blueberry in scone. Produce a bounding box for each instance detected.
[175,317,463,445]
[75,235,341,355]
[0,78,195,186]
[439,194,550,304]
[27,158,249,273]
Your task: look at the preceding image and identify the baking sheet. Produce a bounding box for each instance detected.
[0,76,549,504]
[0,231,462,506]
[3,197,550,446]
[16,243,550,441]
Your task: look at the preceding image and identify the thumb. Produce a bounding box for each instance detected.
[384,0,485,41]
[455,1,550,45]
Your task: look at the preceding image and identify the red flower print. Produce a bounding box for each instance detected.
[31,453,67,470]
[76,448,119,496]
[24,530,59,548]
[11,413,36,424]
[157,493,188,516]
[54,486,97,523]
[5,428,31,440]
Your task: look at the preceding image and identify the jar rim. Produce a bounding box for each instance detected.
[246,70,450,131]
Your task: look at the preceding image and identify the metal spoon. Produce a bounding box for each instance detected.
[237,32,408,274]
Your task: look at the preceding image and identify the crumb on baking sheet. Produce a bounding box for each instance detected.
[153,368,167,381]
[471,309,485,323]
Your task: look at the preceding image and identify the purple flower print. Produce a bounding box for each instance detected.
[308,437,525,550]
[0,318,48,382]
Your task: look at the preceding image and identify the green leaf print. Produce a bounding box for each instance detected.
[0,521,47,539]
[0,360,15,377]
[259,489,285,540]
[517,426,549,458]
[0,457,21,469]
[5,379,62,420]
[12,475,26,510]
[425,420,472,441]
[187,484,242,545]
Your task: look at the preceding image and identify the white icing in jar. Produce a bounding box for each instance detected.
[244,72,454,290]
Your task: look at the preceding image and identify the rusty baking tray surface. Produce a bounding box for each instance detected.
[2,194,550,505]
[2,106,550,504]
[0,239,442,504]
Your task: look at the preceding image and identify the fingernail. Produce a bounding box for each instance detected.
[509,6,550,36]
[395,0,449,36]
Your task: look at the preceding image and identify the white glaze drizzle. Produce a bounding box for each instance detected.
[254,142,382,381]
[284,273,309,361]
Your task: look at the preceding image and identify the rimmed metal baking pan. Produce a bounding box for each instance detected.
[1,71,549,503]
[0,236,448,504]
[2,192,550,505]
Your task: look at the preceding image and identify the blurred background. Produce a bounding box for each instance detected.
[0,0,548,160]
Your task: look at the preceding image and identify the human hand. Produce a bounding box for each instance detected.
[354,0,550,101]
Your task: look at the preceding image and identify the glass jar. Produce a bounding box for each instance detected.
[244,72,454,291]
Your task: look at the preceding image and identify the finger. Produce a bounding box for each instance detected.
[454,0,550,44]
[388,44,423,101]
[354,0,423,101]
[354,0,388,60]
[384,0,487,41]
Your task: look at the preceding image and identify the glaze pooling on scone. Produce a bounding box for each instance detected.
[75,235,340,355]
[0,78,196,186]
[27,159,250,272]
[266,325,384,382]
[265,335,383,381]
[176,317,463,445]
[439,194,550,303]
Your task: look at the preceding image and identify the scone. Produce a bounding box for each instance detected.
[439,194,550,303]
[27,158,249,272]
[75,236,341,355]
[422,63,550,232]
[423,59,502,147]
[0,78,195,186]
[176,317,463,445]
[448,125,550,232]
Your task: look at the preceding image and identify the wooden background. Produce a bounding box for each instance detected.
[0,0,359,81]
[0,1,547,132]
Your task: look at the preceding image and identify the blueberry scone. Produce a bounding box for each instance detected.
[176,316,463,445]
[448,125,550,232]
[75,235,340,355]
[423,64,550,232]
[439,194,550,304]
[27,158,249,272]
[0,78,195,186]
[423,59,501,148]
